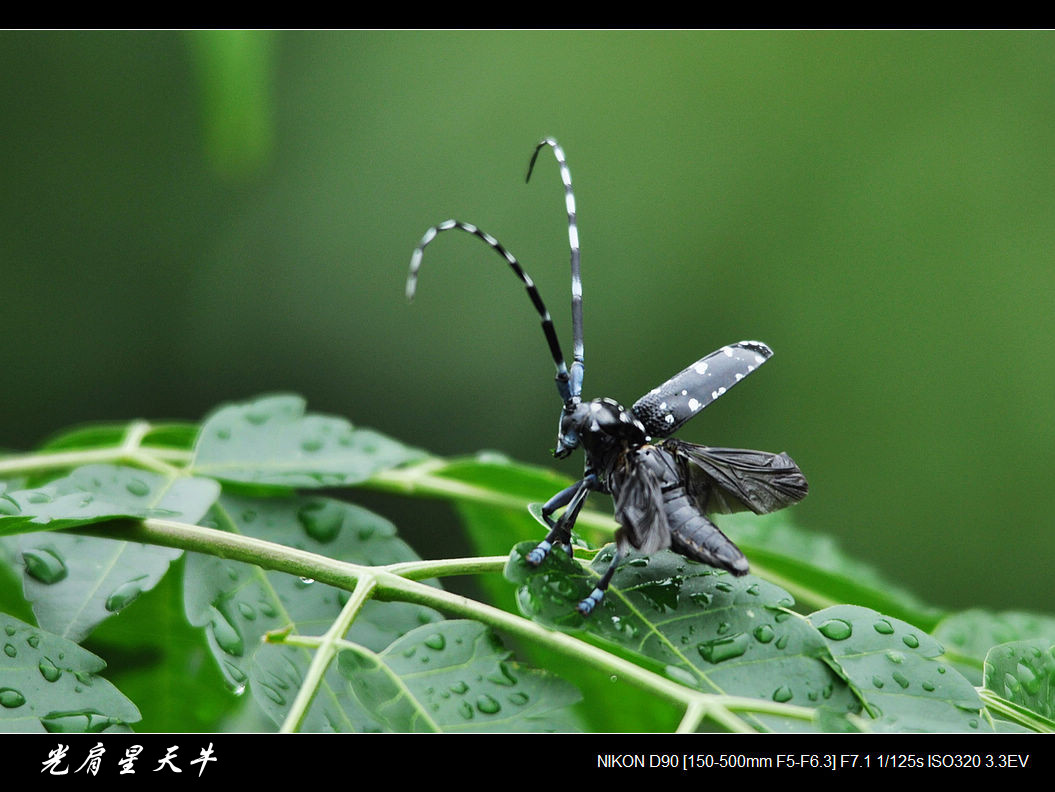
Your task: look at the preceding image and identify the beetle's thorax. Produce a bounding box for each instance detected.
[555,396,648,464]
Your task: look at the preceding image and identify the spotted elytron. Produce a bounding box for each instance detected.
[407,138,808,615]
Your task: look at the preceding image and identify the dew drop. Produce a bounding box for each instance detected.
[753,624,775,644]
[689,591,712,607]
[0,495,21,515]
[125,478,151,497]
[104,576,149,612]
[22,547,69,584]
[424,633,446,651]
[38,657,61,682]
[697,633,750,663]
[210,605,245,657]
[922,680,936,692]
[26,635,40,649]
[772,685,793,703]
[27,491,53,504]
[872,675,885,689]
[3,644,15,658]
[260,684,286,705]
[817,618,853,641]
[237,602,257,620]
[886,650,906,664]
[458,701,474,720]
[509,692,529,705]
[872,618,894,635]
[488,662,516,687]
[300,438,324,453]
[449,681,468,695]
[297,501,343,543]
[892,671,910,689]
[223,662,249,688]
[902,634,920,649]
[476,694,501,714]
[258,600,278,618]
[0,688,25,708]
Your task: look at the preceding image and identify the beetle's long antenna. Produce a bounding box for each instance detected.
[408,219,575,402]
[527,137,583,398]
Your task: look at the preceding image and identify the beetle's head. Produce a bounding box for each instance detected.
[554,398,590,459]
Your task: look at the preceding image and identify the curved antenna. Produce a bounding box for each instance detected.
[526,137,583,398]
[407,219,575,402]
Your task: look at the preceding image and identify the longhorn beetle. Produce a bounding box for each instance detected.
[407,138,808,616]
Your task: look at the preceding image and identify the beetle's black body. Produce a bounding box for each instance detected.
[408,138,808,615]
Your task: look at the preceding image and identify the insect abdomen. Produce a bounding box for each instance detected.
[663,488,749,575]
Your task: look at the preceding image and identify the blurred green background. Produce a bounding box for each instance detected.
[1,30,1052,615]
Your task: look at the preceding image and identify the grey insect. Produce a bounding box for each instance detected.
[407,138,808,615]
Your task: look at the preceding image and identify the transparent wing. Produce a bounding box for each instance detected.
[609,452,671,554]
[631,341,773,438]
[664,438,809,515]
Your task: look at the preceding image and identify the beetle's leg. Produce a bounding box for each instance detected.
[577,544,624,616]
[527,472,598,566]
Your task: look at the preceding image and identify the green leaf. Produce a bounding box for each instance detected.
[0,464,220,537]
[19,534,181,642]
[183,493,442,731]
[335,620,580,732]
[82,561,241,732]
[0,612,140,733]
[507,543,859,730]
[983,639,1055,722]
[38,422,198,454]
[809,604,989,732]
[191,394,424,489]
[721,513,944,630]
[934,609,1055,685]
[7,465,219,641]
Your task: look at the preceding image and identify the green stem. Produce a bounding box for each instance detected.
[92,517,816,730]
[279,575,378,733]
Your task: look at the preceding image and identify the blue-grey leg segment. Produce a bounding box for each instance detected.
[527,473,598,566]
[577,546,624,616]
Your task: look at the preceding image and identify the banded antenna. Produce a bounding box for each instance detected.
[526,137,583,399]
[407,138,585,403]
[407,218,574,402]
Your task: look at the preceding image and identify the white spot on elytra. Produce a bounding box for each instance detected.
[688,398,701,411]
[711,387,726,399]
[664,414,675,425]
[722,346,734,357]
[463,222,477,233]
[680,389,688,396]
[422,227,437,244]
[569,224,579,249]
[735,373,743,381]
[439,219,457,230]
[693,362,708,375]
